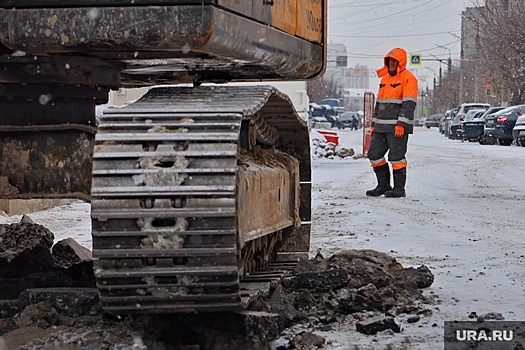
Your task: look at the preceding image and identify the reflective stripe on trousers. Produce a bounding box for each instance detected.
[368,132,408,169]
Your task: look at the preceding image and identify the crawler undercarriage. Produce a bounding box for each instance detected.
[0,1,324,313]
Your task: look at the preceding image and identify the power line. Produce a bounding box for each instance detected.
[329,30,461,39]
[329,0,423,9]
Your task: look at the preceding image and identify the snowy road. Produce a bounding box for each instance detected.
[309,126,525,348]
[2,126,525,349]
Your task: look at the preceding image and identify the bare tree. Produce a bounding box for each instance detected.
[469,0,525,105]
[307,78,328,104]
[437,69,461,110]
[307,76,341,104]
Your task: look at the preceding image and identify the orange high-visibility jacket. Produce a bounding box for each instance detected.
[373,48,418,134]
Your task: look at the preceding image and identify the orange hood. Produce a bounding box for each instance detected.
[376,47,408,78]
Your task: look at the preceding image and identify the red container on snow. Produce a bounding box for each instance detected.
[316,130,339,146]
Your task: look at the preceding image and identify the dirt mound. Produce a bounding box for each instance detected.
[269,251,435,348]
[0,221,435,349]
[269,250,434,335]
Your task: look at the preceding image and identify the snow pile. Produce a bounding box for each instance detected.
[311,130,356,159]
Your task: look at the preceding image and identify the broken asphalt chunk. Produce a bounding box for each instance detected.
[356,315,401,335]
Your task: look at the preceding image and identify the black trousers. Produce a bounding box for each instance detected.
[368,132,408,165]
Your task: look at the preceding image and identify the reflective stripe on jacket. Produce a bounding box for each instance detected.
[372,47,418,134]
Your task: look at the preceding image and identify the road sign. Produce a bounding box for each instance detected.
[410,54,422,66]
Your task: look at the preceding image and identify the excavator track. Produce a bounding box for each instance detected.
[91,85,310,314]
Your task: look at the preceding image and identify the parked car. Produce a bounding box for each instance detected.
[425,114,443,128]
[445,108,458,138]
[475,106,506,123]
[454,109,485,142]
[465,107,506,145]
[311,116,328,126]
[337,111,360,129]
[480,112,499,145]
[484,105,525,146]
[512,115,525,147]
[320,104,338,127]
[464,109,486,121]
[458,110,485,142]
[455,103,490,121]
[449,122,461,140]
[450,107,487,140]
[448,108,465,139]
[477,107,507,144]
[309,103,323,119]
[439,110,452,134]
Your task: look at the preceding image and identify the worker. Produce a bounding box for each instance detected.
[351,115,359,130]
[366,47,418,198]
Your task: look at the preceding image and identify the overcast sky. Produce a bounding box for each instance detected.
[328,0,472,89]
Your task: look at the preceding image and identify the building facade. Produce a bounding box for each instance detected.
[323,43,347,95]
[460,6,485,104]
[344,65,370,89]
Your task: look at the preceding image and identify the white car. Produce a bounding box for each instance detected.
[455,103,490,121]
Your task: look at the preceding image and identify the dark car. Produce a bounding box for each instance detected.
[480,112,499,144]
[309,103,323,119]
[448,109,466,140]
[424,114,443,128]
[484,105,525,146]
[477,106,507,123]
[472,106,505,144]
[459,110,485,142]
[319,104,339,127]
[512,115,525,147]
[337,111,359,130]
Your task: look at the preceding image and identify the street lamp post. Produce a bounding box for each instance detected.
[416,72,429,118]
[423,67,437,113]
[428,53,448,88]
[436,45,452,75]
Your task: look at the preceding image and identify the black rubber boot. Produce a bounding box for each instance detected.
[366,164,392,197]
[385,168,406,198]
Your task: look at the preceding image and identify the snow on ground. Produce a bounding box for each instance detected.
[2,126,525,349]
[0,200,92,250]
[305,126,525,349]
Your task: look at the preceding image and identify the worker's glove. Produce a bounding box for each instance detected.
[394,124,405,137]
[370,126,374,135]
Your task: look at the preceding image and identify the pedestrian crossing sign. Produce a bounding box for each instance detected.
[410,54,422,66]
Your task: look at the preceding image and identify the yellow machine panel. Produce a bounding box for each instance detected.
[218,0,324,45]
[272,0,297,35]
[296,0,323,43]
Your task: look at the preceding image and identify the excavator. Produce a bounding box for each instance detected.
[0,1,326,314]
